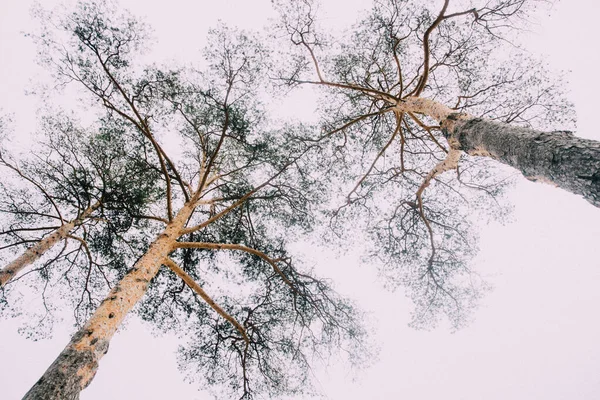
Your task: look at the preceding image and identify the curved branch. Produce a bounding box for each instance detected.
[163,257,249,344]
[173,242,295,291]
[347,112,403,201]
[411,0,450,97]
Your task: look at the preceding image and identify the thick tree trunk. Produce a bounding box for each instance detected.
[448,118,600,208]
[395,96,600,208]
[0,202,100,287]
[22,202,194,400]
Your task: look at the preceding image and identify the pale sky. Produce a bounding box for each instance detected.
[1,0,600,399]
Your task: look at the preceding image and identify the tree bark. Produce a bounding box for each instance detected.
[0,202,100,287]
[22,202,194,400]
[395,96,600,208]
[447,118,600,208]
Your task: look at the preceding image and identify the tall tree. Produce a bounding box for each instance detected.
[0,114,161,288]
[274,0,598,328]
[0,113,164,331]
[19,1,366,399]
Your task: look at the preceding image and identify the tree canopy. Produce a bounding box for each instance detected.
[270,0,595,330]
[3,1,368,398]
[0,0,599,399]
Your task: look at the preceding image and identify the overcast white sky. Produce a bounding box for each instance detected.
[1,0,600,399]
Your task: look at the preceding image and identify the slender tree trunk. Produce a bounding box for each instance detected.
[22,202,194,400]
[0,202,100,287]
[395,97,600,208]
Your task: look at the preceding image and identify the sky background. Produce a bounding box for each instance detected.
[1,0,600,399]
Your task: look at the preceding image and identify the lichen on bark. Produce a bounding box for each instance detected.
[446,118,600,207]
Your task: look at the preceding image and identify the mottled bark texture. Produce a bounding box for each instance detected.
[22,203,194,399]
[0,203,100,287]
[447,117,600,207]
[21,331,107,400]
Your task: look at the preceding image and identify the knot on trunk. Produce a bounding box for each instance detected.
[441,113,470,141]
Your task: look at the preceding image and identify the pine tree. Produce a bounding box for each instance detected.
[0,113,162,290]
[17,1,366,398]
[273,0,599,328]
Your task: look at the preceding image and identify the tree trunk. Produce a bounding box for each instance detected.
[447,118,600,208]
[22,202,194,400]
[395,96,600,208]
[0,202,100,287]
